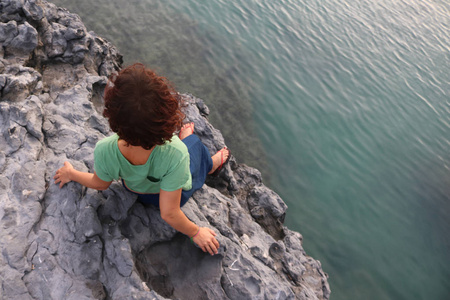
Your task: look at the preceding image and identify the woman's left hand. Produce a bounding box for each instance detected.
[193,227,220,255]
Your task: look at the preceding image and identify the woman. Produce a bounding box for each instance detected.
[53,63,230,256]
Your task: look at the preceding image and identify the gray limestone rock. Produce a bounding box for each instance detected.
[4,22,38,59]
[1,65,42,101]
[23,0,45,21]
[0,1,330,299]
[0,0,25,22]
[0,20,18,44]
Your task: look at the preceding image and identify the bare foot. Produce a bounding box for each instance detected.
[179,122,194,140]
[208,147,230,175]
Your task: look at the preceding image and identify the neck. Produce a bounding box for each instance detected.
[119,140,154,151]
[118,140,155,165]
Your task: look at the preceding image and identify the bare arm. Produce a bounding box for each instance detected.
[159,189,220,255]
[54,161,112,190]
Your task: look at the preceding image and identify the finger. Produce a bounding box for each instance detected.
[59,182,64,188]
[208,228,216,236]
[54,178,60,184]
[209,242,218,255]
[212,238,220,249]
[201,246,207,253]
[205,244,214,256]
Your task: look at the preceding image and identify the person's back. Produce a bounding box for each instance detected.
[94,132,192,194]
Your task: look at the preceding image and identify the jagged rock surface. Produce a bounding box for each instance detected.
[0,1,330,299]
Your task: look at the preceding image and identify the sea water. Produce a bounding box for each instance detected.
[51,0,450,299]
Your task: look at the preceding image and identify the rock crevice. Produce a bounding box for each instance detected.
[0,1,330,299]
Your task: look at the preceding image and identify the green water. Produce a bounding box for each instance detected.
[51,0,450,299]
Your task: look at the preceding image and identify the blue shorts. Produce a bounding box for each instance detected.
[122,134,213,208]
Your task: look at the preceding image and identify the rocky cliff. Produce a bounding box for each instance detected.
[0,1,330,299]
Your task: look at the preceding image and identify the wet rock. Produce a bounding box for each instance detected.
[0,1,330,299]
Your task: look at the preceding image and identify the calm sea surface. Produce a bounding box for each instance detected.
[52,0,450,299]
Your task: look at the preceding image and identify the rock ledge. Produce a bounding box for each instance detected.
[0,1,330,299]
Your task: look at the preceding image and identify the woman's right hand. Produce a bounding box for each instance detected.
[193,227,220,255]
[54,161,74,188]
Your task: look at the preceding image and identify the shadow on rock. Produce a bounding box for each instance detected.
[135,234,225,300]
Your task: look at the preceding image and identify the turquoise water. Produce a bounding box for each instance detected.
[51,0,450,299]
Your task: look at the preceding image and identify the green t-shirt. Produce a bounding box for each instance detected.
[94,134,192,193]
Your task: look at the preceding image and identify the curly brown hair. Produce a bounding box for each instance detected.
[103,63,184,149]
